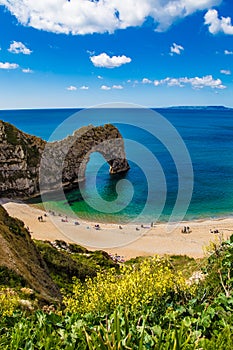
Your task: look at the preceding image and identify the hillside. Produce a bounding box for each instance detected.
[0,204,61,303]
[0,204,119,302]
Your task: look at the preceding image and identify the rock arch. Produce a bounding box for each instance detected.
[0,121,130,198]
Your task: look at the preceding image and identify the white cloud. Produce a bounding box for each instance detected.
[22,68,33,73]
[112,85,123,89]
[153,80,160,86]
[8,41,32,54]
[186,75,226,89]
[220,69,231,75]
[80,85,89,90]
[142,78,152,84]
[90,53,131,68]
[153,75,226,89]
[97,75,103,79]
[170,43,184,55]
[224,49,233,55]
[101,85,111,90]
[0,0,221,35]
[0,62,18,69]
[66,85,77,91]
[204,9,233,35]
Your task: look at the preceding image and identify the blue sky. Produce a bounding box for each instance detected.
[0,0,233,108]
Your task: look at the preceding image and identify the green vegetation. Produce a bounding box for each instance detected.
[0,266,27,289]
[34,240,118,292]
[0,232,233,348]
[0,205,61,303]
[4,122,19,145]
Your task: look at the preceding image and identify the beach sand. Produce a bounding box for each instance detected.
[2,200,233,260]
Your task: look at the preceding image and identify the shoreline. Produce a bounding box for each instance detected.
[19,199,233,226]
[4,197,233,226]
[1,199,233,260]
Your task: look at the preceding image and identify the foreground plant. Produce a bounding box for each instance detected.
[64,256,195,316]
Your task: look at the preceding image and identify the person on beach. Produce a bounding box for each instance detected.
[181,226,191,233]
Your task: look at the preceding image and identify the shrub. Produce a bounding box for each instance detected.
[64,256,195,315]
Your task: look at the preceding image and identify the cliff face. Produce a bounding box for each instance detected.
[0,205,61,302]
[0,121,45,197]
[0,121,129,198]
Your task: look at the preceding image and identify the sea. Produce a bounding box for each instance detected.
[1,106,233,224]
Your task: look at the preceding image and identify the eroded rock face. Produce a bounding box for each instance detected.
[0,121,45,197]
[0,121,130,198]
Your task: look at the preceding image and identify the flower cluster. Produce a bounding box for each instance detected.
[64,256,194,315]
[0,288,21,316]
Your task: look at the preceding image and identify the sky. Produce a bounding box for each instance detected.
[0,0,233,109]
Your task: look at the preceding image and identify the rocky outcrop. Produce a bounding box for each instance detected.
[0,121,130,198]
[0,121,45,197]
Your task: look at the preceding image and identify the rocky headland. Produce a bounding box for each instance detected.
[0,121,129,198]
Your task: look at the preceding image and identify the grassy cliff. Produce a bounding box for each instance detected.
[0,205,118,302]
[0,205,61,303]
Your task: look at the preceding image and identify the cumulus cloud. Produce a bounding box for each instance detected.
[0,62,18,69]
[97,75,103,79]
[101,85,111,90]
[8,41,32,54]
[142,78,152,84]
[90,53,131,68]
[66,85,77,91]
[153,75,226,89]
[0,0,221,35]
[170,43,184,55]
[80,85,89,90]
[204,9,233,35]
[22,68,33,73]
[112,85,123,89]
[224,49,233,55]
[220,69,231,75]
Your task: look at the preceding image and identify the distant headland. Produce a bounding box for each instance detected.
[161,105,233,110]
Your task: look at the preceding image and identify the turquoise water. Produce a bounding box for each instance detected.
[1,107,233,223]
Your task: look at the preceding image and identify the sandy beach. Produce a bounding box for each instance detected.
[2,200,233,260]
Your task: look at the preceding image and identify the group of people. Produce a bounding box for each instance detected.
[181,226,190,233]
[61,218,68,222]
[38,213,48,222]
[210,228,219,234]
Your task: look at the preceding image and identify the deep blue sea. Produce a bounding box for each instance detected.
[1,107,233,224]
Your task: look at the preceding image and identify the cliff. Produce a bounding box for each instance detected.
[0,121,129,198]
[0,205,118,303]
[0,121,45,197]
[0,205,61,302]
